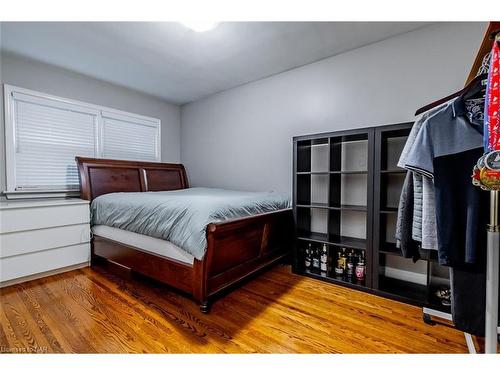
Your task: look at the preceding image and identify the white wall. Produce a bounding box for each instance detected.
[181,22,487,194]
[0,51,181,194]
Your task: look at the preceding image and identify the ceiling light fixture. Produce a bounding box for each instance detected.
[179,21,219,32]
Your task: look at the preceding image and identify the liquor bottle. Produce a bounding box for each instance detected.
[312,245,320,271]
[337,248,347,277]
[346,250,354,279]
[355,250,366,281]
[320,244,328,276]
[304,243,312,270]
[341,248,348,272]
[334,250,344,276]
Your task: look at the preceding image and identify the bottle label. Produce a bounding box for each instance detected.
[355,265,365,280]
[347,263,354,275]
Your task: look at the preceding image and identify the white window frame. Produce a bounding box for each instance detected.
[3,84,161,199]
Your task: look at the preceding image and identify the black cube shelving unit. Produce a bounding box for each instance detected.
[292,123,451,313]
[293,129,374,291]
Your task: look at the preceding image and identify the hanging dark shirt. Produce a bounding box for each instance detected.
[405,97,488,267]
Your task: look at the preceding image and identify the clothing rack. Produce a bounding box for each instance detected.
[471,26,500,354]
[418,23,500,354]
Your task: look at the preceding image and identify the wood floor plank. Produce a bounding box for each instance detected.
[80,270,216,353]
[0,264,469,353]
[33,279,99,353]
[0,293,24,351]
[1,289,52,353]
[14,284,65,353]
[84,267,253,353]
[243,276,464,353]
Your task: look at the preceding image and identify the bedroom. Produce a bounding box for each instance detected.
[1,0,499,370]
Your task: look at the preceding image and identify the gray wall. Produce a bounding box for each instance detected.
[0,51,181,193]
[181,22,487,194]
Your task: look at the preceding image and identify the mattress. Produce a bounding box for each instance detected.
[91,187,291,260]
[92,225,194,265]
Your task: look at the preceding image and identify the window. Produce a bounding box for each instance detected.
[4,85,161,198]
[101,111,159,161]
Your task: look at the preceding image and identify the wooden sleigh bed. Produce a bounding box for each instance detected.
[76,157,293,312]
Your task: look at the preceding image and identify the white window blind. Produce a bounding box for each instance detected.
[13,95,97,191]
[102,111,159,162]
[4,86,161,197]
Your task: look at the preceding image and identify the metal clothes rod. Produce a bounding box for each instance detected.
[485,30,500,355]
[485,190,499,353]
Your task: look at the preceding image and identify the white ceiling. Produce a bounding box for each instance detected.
[0,22,432,104]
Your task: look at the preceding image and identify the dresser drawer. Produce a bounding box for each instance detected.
[0,203,89,234]
[0,224,90,259]
[0,243,90,283]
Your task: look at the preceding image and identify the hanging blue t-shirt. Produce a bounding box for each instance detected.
[405,97,488,266]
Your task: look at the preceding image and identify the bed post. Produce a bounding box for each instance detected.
[192,260,210,312]
[192,223,223,313]
[192,257,210,313]
[192,228,213,313]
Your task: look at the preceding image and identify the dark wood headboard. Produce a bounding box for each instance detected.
[75,157,189,201]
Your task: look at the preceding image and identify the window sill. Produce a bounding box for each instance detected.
[3,190,81,200]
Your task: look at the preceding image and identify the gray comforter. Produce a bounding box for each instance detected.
[91,187,290,260]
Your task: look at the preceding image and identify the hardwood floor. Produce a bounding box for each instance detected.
[0,263,469,353]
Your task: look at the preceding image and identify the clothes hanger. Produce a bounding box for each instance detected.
[461,33,500,101]
[461,72,488,100]
[490,29,500,41]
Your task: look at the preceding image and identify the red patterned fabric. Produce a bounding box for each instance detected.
[485,39,500,151]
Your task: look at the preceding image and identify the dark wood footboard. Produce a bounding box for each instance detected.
[192,209,293,310]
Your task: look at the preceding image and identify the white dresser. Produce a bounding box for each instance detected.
[0,198,91,286]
